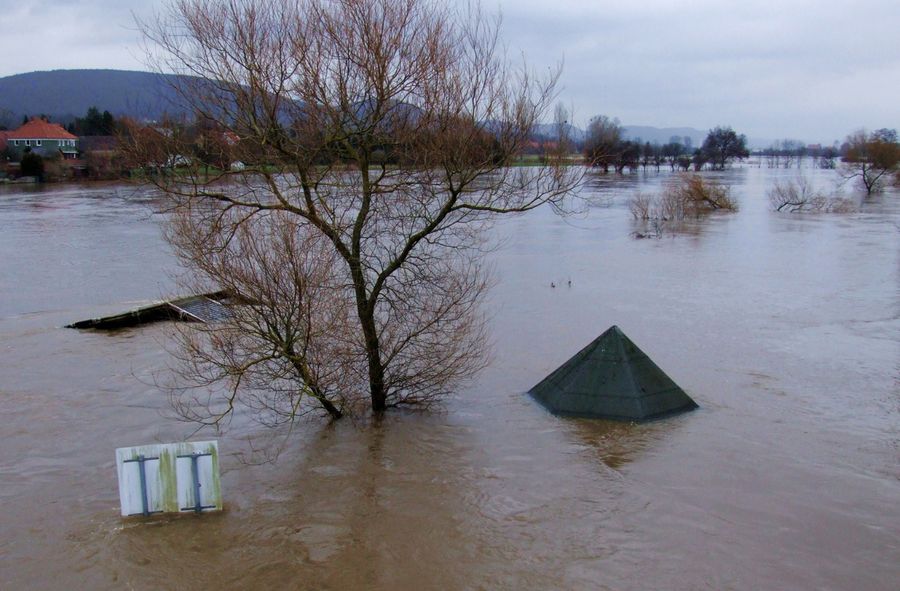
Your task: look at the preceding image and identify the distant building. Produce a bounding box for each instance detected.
[6,117,79,160]
[221,130,241,146]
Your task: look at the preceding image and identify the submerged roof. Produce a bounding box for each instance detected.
[529,326,698,422]
[66,292,232,330]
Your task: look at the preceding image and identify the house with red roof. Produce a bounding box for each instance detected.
[7,117,79,160]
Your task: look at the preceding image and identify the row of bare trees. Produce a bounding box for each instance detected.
[757,140,840,169]
[583,119,749,173]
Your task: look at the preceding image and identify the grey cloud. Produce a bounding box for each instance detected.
[1,0,897,142]
[498,0,900,141]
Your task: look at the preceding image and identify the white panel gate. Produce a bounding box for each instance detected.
[115,441,222,517]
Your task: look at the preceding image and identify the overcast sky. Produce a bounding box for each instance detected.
[1,0,898,143]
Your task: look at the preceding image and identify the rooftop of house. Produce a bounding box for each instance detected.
[8,118,78,141]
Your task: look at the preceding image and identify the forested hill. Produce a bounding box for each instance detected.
[1,69,720,147]
[0,69,189,126]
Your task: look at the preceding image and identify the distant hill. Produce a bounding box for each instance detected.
[0,69,191,126]
[531,122,587,143]
[3,70,763,149]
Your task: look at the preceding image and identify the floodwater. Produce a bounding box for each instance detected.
[0,167,897,590]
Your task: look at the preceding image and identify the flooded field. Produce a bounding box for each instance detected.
[0,167,897,590]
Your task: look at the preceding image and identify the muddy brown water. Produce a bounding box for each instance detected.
[0,168,897,590]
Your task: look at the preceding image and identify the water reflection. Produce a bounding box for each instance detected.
[563,418,666,471]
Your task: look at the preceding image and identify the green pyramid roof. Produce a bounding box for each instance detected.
[529,326,698,421]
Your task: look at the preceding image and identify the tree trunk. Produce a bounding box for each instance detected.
[318,396,343,420]
[361,311,388,412]
[347,255,388,413]
[288,357,343,420]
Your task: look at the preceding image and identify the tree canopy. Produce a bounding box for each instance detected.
[68,106,117,136]
[583,115,624,173]
[700,126,749,170]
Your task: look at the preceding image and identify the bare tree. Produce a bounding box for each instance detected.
[627,174,736,223]
[583,114,623,173]
[130,0,579,423]
[841,128,899,195]
[700,126,749,170]
[166,210,356,423]
[768,176,826,212]
[817,145,838,170]
[768,176,857,214]
[662,139,685,171]
[669,175,737,213]
[628,192,653,220]
[551,102,575,157]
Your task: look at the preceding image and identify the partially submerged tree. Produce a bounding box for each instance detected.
[841,128,899,195]
[817,145,839,170]
[700,126,749,170]
[133,0,579,424]
[615,140,641,173]
[768,176,825,212]
[762,139,805,169]
[768,176,856,214]
[628,174,736,223]
[662,174,737,217]
[583,115,623,173]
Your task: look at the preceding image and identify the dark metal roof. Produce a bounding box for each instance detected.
[67,291,232,330]
[529,326,698,422]
[169,296,231,323]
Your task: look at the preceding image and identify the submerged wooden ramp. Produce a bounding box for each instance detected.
[66,291,232,330]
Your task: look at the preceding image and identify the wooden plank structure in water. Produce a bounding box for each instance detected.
[66,291,232,329]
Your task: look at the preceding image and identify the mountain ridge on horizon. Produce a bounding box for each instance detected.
[0,69,190,126]
[0,69,787,147]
